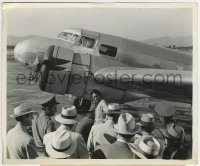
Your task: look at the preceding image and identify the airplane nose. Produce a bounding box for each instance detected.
[13,38,43,70]
[14,41,22,61]
[14,36,63,71]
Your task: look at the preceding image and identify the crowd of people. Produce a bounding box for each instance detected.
[7,89,191,159]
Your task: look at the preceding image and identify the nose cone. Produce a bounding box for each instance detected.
[13,38,43,70]
[14,36,63,71]
[14,41,22,61]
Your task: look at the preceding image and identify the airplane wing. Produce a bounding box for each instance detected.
[94,67,192,103]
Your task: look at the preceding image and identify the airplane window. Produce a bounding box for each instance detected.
[57,32,72,41]
[70,34,78,43]
[99,44,117,57]
[78,36,95,48]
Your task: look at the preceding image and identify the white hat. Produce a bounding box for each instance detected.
[105,103,121,114]
[160,123,185,143]
[137,113,155,128]
[138,135,160,157]
[10,103,37,118]
[43,127,77,158]
[55,105,78,124]
[114,113,140,135]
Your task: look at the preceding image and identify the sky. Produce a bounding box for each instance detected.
[4,4,193,41]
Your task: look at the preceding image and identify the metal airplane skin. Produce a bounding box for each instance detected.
[14,28,192,104]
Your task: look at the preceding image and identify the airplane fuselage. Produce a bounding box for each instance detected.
[13,28,192,103]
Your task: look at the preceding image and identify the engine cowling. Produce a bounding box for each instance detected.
[39,45,72,94]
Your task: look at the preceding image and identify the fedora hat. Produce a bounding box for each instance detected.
[137,113,155,128]
[55,105,78,124]
[105,103,121,114]
[10,103,37,118]
[38,94,60,107]
[114,113,139,135]
[138,135,160,158]
[43,127,77,158]
[155,102,175,117]
[160,123,185,143]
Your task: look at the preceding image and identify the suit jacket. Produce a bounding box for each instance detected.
[32,111,56,149]
[162,143,191,159]
[91,140,135,159]
[87,120,117,153]
[7,124,38,159]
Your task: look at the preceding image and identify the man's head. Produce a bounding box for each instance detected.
[11,103,37,126]
[114,113,140,142]
[137,136,160,159]
[160,123,185,147]
[15,113,34,126]
[105,103,121,123]
[90,89,102,104]
[55,105,78,128]
[39,94,60,116]
[138,113,155,134]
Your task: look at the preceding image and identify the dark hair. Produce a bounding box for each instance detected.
[119,133,134,139]
[90,89,102,98]
[15,114,30,122]
[141,126,155,133]
[163,116,173,125]
[108,114,120,123]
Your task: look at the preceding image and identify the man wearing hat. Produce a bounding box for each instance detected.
[155,102,176,127]
[87,103,121,155]
[89,89,108,124]
[7,103,38,159]
[52,105,88,159]
[91,113,140,159]
[135,135,161,159]
[133,113,155,145]
[160,123,191,159]
[32,94,59,156]
[138,113,155,136]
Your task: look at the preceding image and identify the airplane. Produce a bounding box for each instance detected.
[13,28,192,108]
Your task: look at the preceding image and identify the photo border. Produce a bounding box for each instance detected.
[1,2,198,165]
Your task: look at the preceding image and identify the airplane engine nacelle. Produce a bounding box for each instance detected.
[39,46,73,95]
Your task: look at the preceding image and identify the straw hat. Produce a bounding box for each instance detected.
[38,94,60,107]
[105,103,121,114]
[55,105,78,124]
[43,127,77,158]
[160,123,185,143]
[114,113,139,135]
[137,113,155,128]
[155,102,175,117]
[10,103,37,118]
[138,135,160,158]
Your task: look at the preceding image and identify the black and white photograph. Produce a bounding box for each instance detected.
[2,2,197,165]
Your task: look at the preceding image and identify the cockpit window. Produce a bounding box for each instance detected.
[70,34,79,43]
[57,32,73,41]
[76,36,96,49]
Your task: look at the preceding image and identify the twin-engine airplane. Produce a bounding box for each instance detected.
[14,28,192,105]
